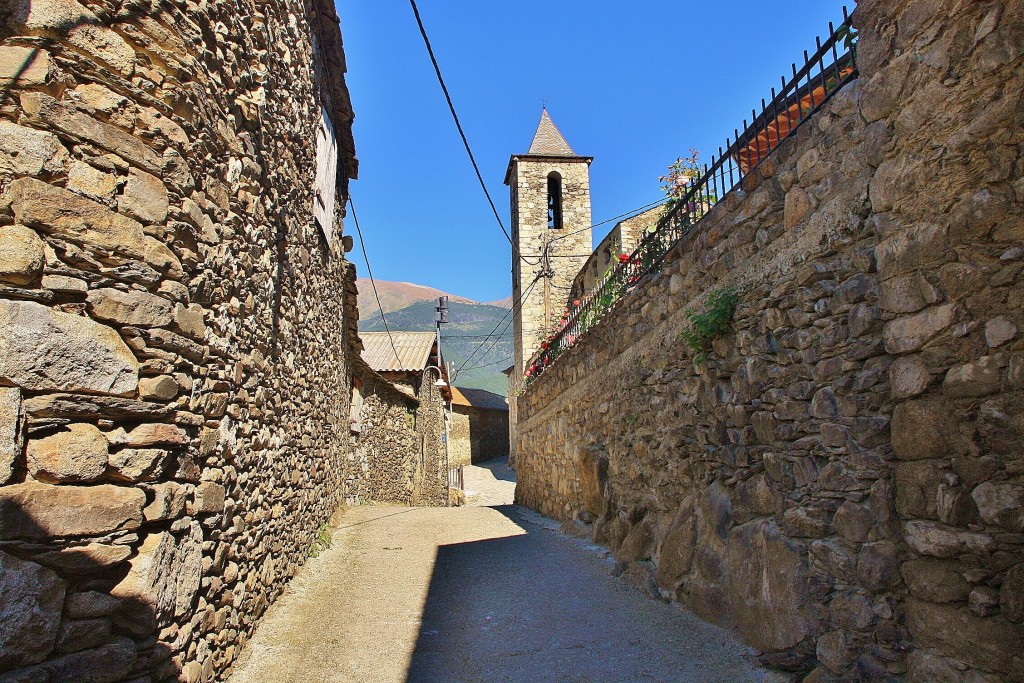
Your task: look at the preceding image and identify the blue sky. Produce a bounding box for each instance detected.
[340,1,851,303]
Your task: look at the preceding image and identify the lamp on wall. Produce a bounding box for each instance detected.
[424,365,447,387]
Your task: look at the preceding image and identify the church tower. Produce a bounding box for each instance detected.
[505,110,594,383]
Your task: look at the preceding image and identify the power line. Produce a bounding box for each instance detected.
[453,279,533,377]
[453,274,540,379]
[443,333,514,339]
[455,310,517,374]
[548,197,668,245]
[457,352,515,374]
[408,0,535,267]
[349,197,401,365]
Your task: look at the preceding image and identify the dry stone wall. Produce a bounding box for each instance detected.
[450,406,509,466]
[350,368,419,505]
[0,0,366,681]
[514,1,1023,680]
[409,376,449,507]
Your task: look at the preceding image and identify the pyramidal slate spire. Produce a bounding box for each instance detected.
[527,109,578,156]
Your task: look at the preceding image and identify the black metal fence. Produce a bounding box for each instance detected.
[524,8,857,385]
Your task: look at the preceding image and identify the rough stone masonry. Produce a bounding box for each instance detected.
[0,0,446,681]
[515,0,1024,680]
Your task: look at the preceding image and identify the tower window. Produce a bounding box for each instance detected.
[547,172,563,229]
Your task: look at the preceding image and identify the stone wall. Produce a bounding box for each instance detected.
[0,0,365,681]
[350,365,427,505]
[514,1,1023,679]
[450,406,509,466]
[409,375,449,507]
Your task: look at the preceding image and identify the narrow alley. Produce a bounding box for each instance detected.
[225,460,769,683]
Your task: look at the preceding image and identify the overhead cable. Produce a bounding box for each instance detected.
[408,0,536,266]
[349,197,401,365]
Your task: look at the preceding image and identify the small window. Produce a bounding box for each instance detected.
[547,172,563,229]
[314,106,339,244]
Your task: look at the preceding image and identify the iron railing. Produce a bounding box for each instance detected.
[448,464,464,491]
[524,8,857,385]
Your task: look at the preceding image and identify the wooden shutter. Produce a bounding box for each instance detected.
[314,106,339,245]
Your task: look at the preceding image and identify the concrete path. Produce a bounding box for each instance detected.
[227,458,768,683]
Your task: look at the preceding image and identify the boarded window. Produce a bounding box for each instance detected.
[314,106,339,244]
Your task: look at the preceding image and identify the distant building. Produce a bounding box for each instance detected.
[357,332,451,505]
[449,386,509,466]
[570,205,665,301]
[359,331,451,400]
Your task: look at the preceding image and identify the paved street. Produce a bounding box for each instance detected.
[227,459,768,683]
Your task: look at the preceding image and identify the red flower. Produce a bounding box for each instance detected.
[541,341,549,349]
[619,253,629,263]
[573,299,581,306]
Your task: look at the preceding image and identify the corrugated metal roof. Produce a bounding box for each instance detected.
[360,331,436,372]
[451,386,509,411]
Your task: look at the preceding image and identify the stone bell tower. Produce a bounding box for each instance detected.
[504,110,593,382]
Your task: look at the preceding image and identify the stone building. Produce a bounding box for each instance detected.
[570,205,664,301]
[0,0,425,680]
[358,331,450,506]
[512,1,1024,680]
[449,386,509,467]
[505,109,594,379]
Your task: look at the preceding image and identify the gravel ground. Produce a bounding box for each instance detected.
[226,458,769,683]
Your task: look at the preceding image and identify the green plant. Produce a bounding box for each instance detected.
[835,24,859,50]
[308,523,333,558]
[659,149,717,214]
[659,149,701,210]
[680,286,739,363]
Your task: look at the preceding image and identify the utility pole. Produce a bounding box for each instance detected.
[542,242,552,336]
[434,295,452,504]
[435,295,449,378]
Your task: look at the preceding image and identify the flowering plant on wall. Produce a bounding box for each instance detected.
[659,149,701,210]
[659,149,717,219]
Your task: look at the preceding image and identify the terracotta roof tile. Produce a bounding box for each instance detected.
[451,386,508,411]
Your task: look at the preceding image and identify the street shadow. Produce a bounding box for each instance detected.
[471,456,516,484]
[404,504,540,683]
[404,504,764,683]
[0,492,176,681]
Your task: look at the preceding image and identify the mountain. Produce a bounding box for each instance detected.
[359,297,514,397]
[356,279,478,319]
[485,295,514,308]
